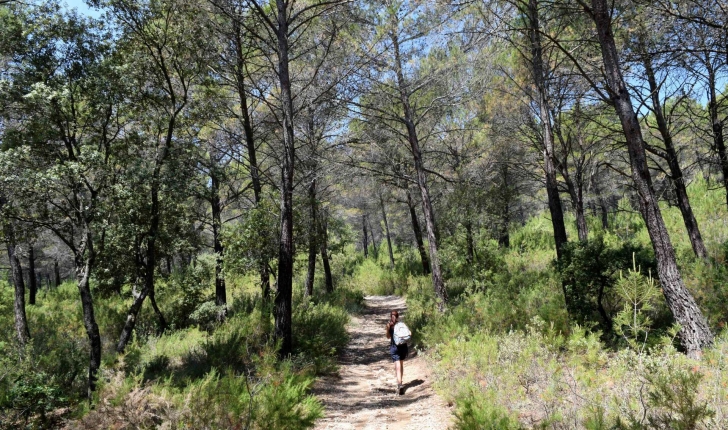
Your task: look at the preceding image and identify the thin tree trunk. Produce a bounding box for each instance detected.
[54,259,61,287]
[28,245,37,305]
[528,0,569,257]
[362,214,369,258]
[407,190,430,274]
[320,212,333,293]
[234,26,270,300]
[380,194,395,269]
[305,179,317,297]
[369,218,378,255]
[274,0,295,357]
[7,236,30,345]
[391,30,446,310]
[116,281,146,353]
[588,0,713,357]
[705,57,728,209]
[211,172,227,306]
[76,249,101,400]
[643,54,708,259]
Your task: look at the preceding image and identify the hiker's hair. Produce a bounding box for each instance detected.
[390,310,399,319]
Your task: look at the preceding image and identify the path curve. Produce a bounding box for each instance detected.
[313,295,453,430]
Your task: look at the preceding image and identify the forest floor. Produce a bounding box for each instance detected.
[312,295,454,430]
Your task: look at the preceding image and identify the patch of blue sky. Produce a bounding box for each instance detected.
[64,0,102,19]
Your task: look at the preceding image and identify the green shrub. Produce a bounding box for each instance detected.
[292,300,349,373]
[454,390,523,430]
[556,235,656,334]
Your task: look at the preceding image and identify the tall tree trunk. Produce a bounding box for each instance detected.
[234,22,270,299]
[70,227,101,400]
[528,0,569,257]
[362,214,369,258]
[274,0,295,357]
[588,0,713,357]
[705,56,728,209]
[54,259,61,287]
[391,31,446,310]
[407,190,430,274]
[380,194,395,269]
[369,218,378,255]
[7,235,30,345]
[643,54,708,259]
[305,179,317,297]
[28,245,37,305]
[320,211,333,293]
[211,172,227,306]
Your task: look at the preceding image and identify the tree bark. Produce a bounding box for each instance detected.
[528,0,569,257]
[369,218,378,255]
[407,190,430,274]
[380,193,395,269]
[234,24,270,300]
[587,0,713,357]
[28,245,37,305]
[362,214,369,258]
[116,281,146,353]
[305,179,317,297]
[211,171,227,306]
[274,0,295,357]
[642,53,708,259]
[54,259,61,287]
[391,30,446,310]
[320,211,333,293]
[75,246,101,400]
[7,236,30,345]
[705,56,728,209]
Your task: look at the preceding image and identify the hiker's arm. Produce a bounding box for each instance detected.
[385,323,392,338]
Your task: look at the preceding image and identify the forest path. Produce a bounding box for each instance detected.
[312,295,454,430]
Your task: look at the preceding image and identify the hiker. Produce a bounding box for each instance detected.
[386,310,408,394]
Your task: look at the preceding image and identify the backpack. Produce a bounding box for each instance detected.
[393,321,411,345]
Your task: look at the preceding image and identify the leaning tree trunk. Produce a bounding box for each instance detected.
[380,193,395,269]
[28,245,37,305]
[54,259,61,287]
[274,0,295,357]
[588,0,713,357]
[528,0,568,258]
[305,179,317,297]
[392,31,446,310]
[407,190,430,274]
[643,55,708,260]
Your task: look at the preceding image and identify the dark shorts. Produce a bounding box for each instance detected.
[389,343,408,362]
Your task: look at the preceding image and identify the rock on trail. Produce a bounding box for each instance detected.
[312,295,453,430]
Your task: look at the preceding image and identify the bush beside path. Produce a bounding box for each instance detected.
[313,295,453,430]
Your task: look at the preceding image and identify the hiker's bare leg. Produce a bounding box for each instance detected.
[394,360,402,385]
[398,360,404,384]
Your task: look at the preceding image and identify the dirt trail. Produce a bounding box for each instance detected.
[313,295,454,430]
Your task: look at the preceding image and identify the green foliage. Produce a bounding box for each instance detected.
[454,390,523,430]
[556,235,657,333]
[612,260,665,352]
[0,344,68,429]
[292,300,350,374]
